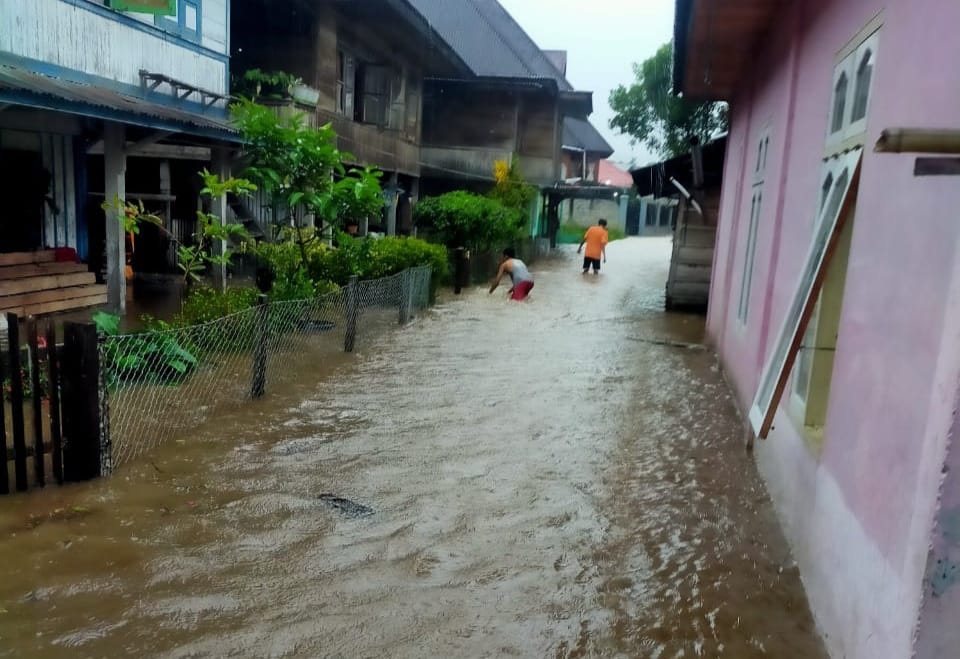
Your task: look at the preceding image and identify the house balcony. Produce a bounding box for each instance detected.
[0,0,229,100]
[420,145,556,186]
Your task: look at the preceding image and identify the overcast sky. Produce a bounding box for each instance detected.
[497,0,675,170]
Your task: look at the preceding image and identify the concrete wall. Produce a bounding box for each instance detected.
[706,0,960,656]
[559,197,624,233]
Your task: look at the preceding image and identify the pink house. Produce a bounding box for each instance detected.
[674,0,960,657]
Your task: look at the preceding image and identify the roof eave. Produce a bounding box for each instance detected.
[385,0,473,76]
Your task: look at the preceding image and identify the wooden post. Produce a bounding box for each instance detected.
[399,269,412,325]
[27,317,45,488]
[0,328,8,495]
[251,294,268,399]
[7,314,27,492]
[211,148,231,291]
[104,122,127,313]
[344,275,358,353]
[61,322,103,482]
[453,248,465,295]
[386,171,399,237]
[46,322,63,485]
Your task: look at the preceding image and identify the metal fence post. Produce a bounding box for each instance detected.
[61,322,104,483]
[252,294,268,398]
[345,275,359,352]
[454,248,464,295]
[399,269,412,325]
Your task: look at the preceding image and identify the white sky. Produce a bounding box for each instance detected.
[497,0,675,169]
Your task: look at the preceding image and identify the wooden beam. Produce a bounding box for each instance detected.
[87,140,211,160]
[0,272,98,298]
[125,131,174,155]
[875,129,960,154]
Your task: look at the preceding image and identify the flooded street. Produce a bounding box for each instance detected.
[0,237,825,658]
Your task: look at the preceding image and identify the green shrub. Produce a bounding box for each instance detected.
[178,286,261,324]
[413,191,524,250]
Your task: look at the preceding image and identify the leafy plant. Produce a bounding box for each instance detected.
[177,170,256,287]
[101,197,164,235]
[231,99,385,275]
[413,191,524,251]
[94,311,198,386]
[232,69,302,101]
[489,157,536,219]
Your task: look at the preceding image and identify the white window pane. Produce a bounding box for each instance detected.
[831,73,848,134]
[185,4,198,31]
[851,50,872,122]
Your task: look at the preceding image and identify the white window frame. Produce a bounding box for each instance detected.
[738,128,770,326]
[845,31,879,140]
[826,21,881,154]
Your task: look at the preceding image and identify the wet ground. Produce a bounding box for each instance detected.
[0,237,826,658]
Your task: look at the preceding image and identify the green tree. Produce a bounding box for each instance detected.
[230,99,384,277]
[413,191,524,251]
[609,42,727,159]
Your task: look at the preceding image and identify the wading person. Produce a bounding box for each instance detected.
[489,248,535,301]
[577,218,609,274]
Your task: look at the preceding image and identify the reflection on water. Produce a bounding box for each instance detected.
[0,238,825,658]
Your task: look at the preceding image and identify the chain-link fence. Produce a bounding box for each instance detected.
[101,266,432,468]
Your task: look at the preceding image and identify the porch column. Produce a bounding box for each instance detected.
[409,177,420,237]
[551,101,562,181]
[385,171,399,237]
[103,123,126,313]
[210,148,231,291]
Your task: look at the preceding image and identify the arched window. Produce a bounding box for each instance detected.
[831,73,848,134]
[851,49,873,122]
[820,172,834,215]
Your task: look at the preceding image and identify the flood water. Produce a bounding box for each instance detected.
[0,237,826,658]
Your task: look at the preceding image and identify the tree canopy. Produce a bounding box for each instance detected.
[609,42,727,160]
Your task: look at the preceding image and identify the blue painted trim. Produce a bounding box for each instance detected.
[0,88,242,143]
[0,52,228,118]
[154,0,203,45]
[61,135,70,247]
[55,0,227,62]
[74,136,89,261]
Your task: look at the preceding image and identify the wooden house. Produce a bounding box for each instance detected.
[630,136,726,311]
[230,0,469,236]
[0,0,239,315]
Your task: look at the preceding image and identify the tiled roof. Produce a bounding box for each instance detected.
[597,160,633,187]
[407,0,572,89]
[563,117,614,157]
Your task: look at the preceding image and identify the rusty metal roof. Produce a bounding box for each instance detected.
[0,65,238,140]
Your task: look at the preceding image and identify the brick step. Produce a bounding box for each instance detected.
[0,284,108,317]
[0,272,97,298]
[0,262,89,280]
[0,250,57,267]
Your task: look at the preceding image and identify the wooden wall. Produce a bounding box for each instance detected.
[1,0,228,94]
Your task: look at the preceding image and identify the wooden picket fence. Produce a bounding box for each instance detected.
[1,313,105,495]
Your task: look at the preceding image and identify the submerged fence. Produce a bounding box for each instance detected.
[101,266,431,470]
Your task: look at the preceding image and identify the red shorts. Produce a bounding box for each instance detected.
[511,280,534,300]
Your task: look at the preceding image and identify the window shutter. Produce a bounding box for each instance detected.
[344,56,356,119]
[109,0,176,15]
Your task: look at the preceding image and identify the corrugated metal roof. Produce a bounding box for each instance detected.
[0,65,236,139]
[408,0,573,89]
[563,117,614,157]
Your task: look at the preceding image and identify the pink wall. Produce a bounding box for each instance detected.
[706,0,960,655]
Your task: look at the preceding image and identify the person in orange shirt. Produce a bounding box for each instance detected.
[577,219,609,274]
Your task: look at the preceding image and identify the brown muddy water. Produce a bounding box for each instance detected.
[0,238,826,658]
